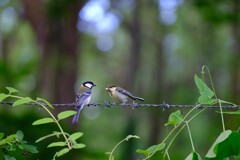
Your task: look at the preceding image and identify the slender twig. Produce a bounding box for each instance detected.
[219,100,226,131]
[186,121,195,151]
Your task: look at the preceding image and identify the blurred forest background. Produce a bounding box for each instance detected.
[0,0,240,159]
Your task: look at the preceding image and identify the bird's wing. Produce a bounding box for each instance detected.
[117,87,144,101]
[117,88,136,100]
[72,89,91,123]
[75,89,91,107]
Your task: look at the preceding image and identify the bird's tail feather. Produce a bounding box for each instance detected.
[72,105,83,123]
[134,96,144,101]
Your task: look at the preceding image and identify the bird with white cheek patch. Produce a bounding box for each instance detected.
[72,81,96,123]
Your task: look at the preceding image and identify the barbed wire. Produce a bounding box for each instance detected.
[0,101,239,109]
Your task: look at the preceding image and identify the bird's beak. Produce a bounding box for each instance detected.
[105,88,109,91]
[93,84,96,87]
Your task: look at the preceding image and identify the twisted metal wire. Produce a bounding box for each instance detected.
[0,101,239,109]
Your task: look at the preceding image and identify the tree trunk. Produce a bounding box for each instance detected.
[121,1,142,160]
[230,0,240,103]
[228,0,240,130]
[21,0,85,103]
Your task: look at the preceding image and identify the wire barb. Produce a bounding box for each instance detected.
[0,101,240,109]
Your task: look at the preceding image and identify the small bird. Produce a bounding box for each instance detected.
[72,81,96,123]
[105,85,144,104]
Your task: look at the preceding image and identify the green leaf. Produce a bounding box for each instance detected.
[21,144,38,153]
[2,135,17,144]
[185,151,202,160]
[16,130,24,141]
[36,97,54,109]
[136,143,165,156]
[47,142,66,148]
[3,154,16,160]
[0,139,6,146]
[205,130,240,159]
[146,143,166,155]
[13,97,33,107]
[198,95,216,105]
[136,149,149,156]
[194,75,214,97]
[0,94,9,102]
[165,110,183,127]
[69,132,83,141]
[57,110,76,121]
[32,118,55,125]
[73,143,86,149]
[6,87,19,94]
[194,75,215,104]
[57,148,70,157]
[0,134,17,146]
[0,133,4,140]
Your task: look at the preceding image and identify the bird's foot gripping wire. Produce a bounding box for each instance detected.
[119,101,127,108]
[131,101,139,110]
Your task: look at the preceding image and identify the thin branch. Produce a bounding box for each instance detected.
[0,101,239,109]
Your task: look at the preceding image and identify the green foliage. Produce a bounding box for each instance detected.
[0,94,9,102]
[6,87,19,94]
[194,74,216,105]
[13,97,33,107]
[185,151,202,160]
[36,97,54,109]
[194,1,236,24]
[54,148,70,159]
[32,118,55,125]
[0,130,38,160]
[48,142,66,148]
[136,143,165,157]
[69,132,83,141]
[132,67,240,160]
[0,87,85,159]
[165,110,183,127]
[206,130,240,160]
[57,111,76,121]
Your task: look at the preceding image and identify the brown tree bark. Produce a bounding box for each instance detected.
[120,1,142,160]
[21,0,86,103]
[143,0,166,146]
[149,38,165,145]
[230,0,240,103]
[123,1,142,90]
[227,0,240,130]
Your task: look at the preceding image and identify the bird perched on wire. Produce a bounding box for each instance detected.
[72,81,96,123]
[105,84,144,104]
